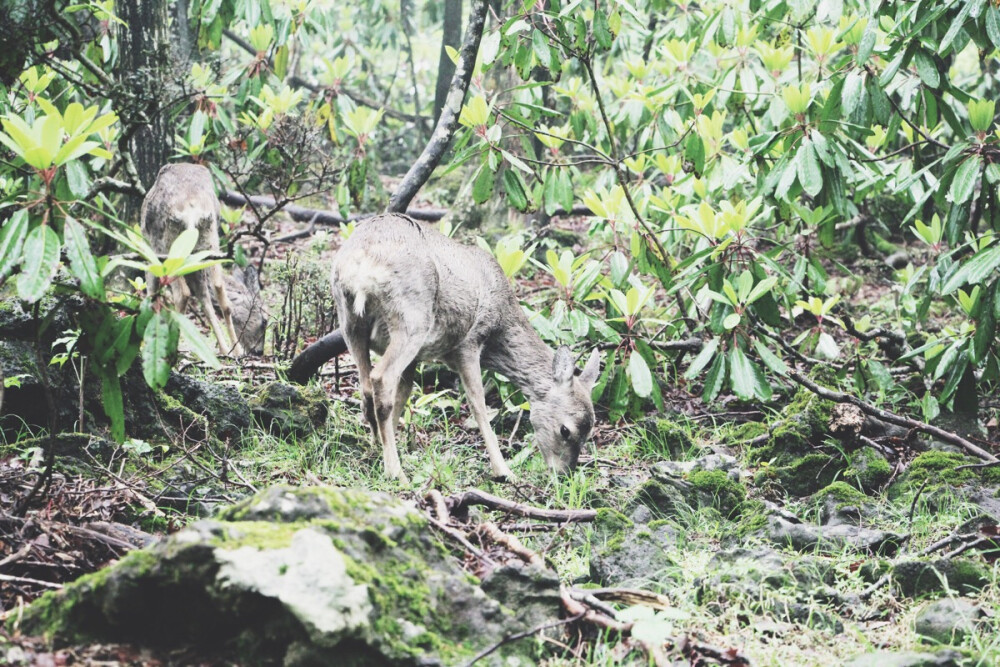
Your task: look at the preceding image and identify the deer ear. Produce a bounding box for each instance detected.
[579,349,600,388]
[553,346,575,385]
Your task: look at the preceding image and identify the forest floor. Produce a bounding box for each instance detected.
[2,207,1000,666]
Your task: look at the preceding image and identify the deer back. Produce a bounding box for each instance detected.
[332,214,515,361]
[140,163,221,254]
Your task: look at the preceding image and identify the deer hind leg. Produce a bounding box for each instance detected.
[341,317,378,436]
[454,352,514,480]
[193,271,235,355]
[208,264,244,356]
[370,334,425,482]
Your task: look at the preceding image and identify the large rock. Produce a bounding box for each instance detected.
[250,381,330,439]
[914,598,982,644]
[766,516,901,555]
[13,486,538,665]
[892,558,990,598]
[844,649,964,667]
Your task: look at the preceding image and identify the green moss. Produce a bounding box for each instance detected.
[594,508,633,534]
[687,469,747,518]
[645,419,697,457]
[735,499,769,537]
[813,481,868,507]
[769,452,841,497]
[983,466,1000,485]
[906,451,978,487]
[845,448,892,491]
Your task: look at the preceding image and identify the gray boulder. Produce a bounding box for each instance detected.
[13,486,538,666]
[844,649,963,667]
[914,598,982,644]
[766,516,901,555]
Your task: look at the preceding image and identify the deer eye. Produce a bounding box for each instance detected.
[560,425,571,439]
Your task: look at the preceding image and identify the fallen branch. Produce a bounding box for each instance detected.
[219,190,447,226]
[480,521,545,567]
[447,488,598,523]
[787,370,998,462]
[0,573,62,590]
[287,330,348,385]
[462,613,585,667]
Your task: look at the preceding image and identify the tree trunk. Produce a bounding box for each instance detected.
[116,0,172,222]
[388,0,487,213]
[433,0,463,125]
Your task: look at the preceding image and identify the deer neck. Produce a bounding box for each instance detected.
[481,313,555,402]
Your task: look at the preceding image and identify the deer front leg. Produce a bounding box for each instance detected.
[455,354,514,480]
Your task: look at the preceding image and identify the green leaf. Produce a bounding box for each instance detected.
[502,169,529,211]
[472,165,494,204]
[532,28,552,69]
[0,209,30,282]
[168,310,221,369]
[167,227,200,261]
[702,352,726,402]
[942,243,1000,294]
[753,339,788,376]
[723,312,741,330]
[841,71,865,117]
[16,225,60,303]
[99,367,125,442]
[63,216,105,299]
[913,50,940,88]
[684,337,719,379]
[949,155,982,205]
[728,344,757,400]
[987,5,1000,48]
[593,10,613,50]
[796,139,823,197]
[141,310,177,390]
[628,351,652,398]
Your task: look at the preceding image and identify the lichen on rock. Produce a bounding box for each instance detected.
[11,486,539,665]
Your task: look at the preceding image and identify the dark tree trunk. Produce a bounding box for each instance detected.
[116,0,172,222]
[433,0,463,125]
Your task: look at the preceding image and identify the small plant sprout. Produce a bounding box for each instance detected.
[912,214,944,251]
[968,99,995,139]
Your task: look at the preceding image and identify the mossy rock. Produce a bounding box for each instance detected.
[589,521,678,587]
[686,469,747,518]
[13,486,538,665]
[844,448,892,492]
[637,418,699,458]
[888,451,983,499]
[162,374,252,443]
[250,381,330,439]
[759,452,842,497]
[891,558,990,598]
[632,478,692,518]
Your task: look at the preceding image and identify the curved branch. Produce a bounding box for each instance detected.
[387,0,488,213]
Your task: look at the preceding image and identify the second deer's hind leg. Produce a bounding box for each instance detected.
[195,272,236,355]
[208,264,244,356]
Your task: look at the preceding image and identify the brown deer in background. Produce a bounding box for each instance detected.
[141,163,266,356]
[331,213,600,482]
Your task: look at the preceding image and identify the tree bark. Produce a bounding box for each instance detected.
[433,0,463,125]
[116,0,172,221]
[388,0,487,213]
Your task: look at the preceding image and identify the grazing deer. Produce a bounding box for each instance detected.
[141,163,265,356]
[331,213,600,481]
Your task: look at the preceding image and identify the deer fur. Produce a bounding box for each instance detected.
[141,163,264,356]
[331,213,600,481]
